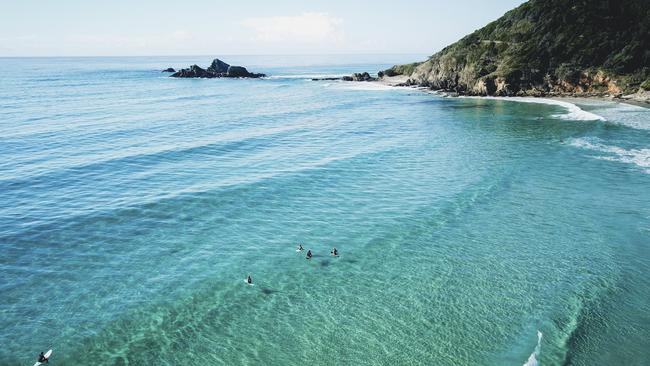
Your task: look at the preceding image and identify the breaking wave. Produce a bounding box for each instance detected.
[465,96,606,121]
[584,102,650,130]
[523,331,543,366]
[569,137,650,173]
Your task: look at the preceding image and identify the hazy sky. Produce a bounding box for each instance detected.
[0,0,526,57]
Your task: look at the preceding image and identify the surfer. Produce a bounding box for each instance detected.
[297,244,304,251]
[306,250,312,259]
[247,275,252,284]
[331,247,338,256]
[38,352,49,363]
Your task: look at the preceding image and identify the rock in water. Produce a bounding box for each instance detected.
[170,64,211,78]
[226,65,251,77]
[351,72,374,81]
[207,59,230,74]
[312,72,376,82]
[170,58,266,78]
[162,67,175,72]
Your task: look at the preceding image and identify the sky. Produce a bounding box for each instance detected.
[0,0,527,57]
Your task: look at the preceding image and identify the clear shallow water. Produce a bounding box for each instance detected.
[1,55,649,366]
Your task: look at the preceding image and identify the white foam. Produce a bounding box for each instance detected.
[569,137,650,173]
[523,331,543,366]
[333,82,418,92]
[336,82,396,91]
[464,96,606,121]
[587,102,650,130]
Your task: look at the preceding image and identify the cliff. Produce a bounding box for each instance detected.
[383,0,650,100]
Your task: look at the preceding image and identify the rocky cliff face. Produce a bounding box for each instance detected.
[385,0,650,100]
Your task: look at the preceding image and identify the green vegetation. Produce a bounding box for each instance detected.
[388,0,650,96]
[383,62,422,77]
[641,79,650,91]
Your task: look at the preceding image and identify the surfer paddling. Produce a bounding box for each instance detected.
[35,350,51,365]
[37,352,49,363]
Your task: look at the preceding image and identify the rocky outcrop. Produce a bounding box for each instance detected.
[620,88,650,103]
[226,66,254,78]
[170,58,266,78]
[383,0,649,101]
[162,68,175,73]
[310,77,343,81]
[351,72,375,81]
[171,65,210,78]
[312,72,377,82]
[207,59,230,74]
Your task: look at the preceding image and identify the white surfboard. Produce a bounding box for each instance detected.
[244,280,254,286]
[33,349,52,366]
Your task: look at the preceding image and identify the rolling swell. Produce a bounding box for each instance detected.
[0,134,396,242]
[1,92,402,231]
[50,158,523,365]
[0,84,386,182]
[555,276,624,366]
[3,57,649,365]
[0,123,306,189]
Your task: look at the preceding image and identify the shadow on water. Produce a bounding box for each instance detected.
[260,287,278,295]
[320,260,331,267]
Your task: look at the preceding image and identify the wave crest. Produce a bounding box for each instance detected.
[569,137,650,173]
[463,96,606,121]
[523,331,543,366]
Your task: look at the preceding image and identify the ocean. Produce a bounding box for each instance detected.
[1,55,649,365]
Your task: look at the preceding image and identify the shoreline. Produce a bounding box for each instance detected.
[371,76,650,109]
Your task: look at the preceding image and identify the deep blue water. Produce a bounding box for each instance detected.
[1,55,649,366]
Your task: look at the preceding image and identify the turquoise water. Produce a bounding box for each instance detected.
[1,56,649,366]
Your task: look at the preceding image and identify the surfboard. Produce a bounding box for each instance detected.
[33,349,52,366]
[244,280,254,286]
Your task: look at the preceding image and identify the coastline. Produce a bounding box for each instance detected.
[371,76,650,109]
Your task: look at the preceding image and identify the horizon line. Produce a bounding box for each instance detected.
[0,52,432,59]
